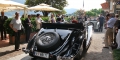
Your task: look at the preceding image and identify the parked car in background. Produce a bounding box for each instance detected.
[85,19,99,32]
[22,23,93,60]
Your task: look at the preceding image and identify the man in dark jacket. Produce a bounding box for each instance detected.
[0,11,8,40]
[24,15,32,42]
[98,14,105,32]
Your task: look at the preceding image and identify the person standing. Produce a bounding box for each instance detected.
[24,15,32,42]
[35,14,43,32]
[49,14,56,23]
[114,14,119,44]
[0,11,8,40]
[104,13,116,48]
[98,14,105,32]
[104,13,110,29]
[116,19,120,49]
[71,16,78,23]
[9,12,22,51]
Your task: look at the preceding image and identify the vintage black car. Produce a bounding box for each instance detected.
[22,23,93,60]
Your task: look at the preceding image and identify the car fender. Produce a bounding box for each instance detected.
[86,25,93,46]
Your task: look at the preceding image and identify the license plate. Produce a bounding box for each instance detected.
[34,51,49,58]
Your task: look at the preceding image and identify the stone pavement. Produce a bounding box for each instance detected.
[7,54,31,60]
[5,30,114,60]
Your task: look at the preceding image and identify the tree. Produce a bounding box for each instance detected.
[74,9,85,16]
[25,0,68,16]
[86,11,96,17]
[85,8,104,17]
[53,9,66,15]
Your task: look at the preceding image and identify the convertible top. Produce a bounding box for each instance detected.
[42,23,84,29]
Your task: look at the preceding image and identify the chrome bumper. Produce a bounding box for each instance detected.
[57,56,74,60]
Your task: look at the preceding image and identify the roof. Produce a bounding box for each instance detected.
[101,2,109,9]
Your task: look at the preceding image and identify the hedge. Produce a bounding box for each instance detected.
[4,17,49,36]
[113,49,120,60]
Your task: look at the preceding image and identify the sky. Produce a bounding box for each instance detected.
[65,0,106,11]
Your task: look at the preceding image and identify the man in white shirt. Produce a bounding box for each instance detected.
[35,14,43,32]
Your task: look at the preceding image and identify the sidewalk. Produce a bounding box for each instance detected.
[83,30,113,60]
[0,43,27,60]
[7,54,31,60]
[0,34,10,48]
[0,39,9,48]
[0,32,36,48]
[0,32,36,60]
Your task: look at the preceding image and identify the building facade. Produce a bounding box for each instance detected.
[101,0,120,14]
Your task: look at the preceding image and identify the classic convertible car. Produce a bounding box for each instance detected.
[22,23,93,60]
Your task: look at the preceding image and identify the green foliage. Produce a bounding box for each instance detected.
[113,49,120,60]
[73,8,104,17]
[64,17,71,22]
[55,9,66,14]
[25,0,68,16]
[4,17,49,36]
[86,11,96,17]
[41,17,49,22]
[85,8,104,17]
[74,9,85,16]
[4,18,13,36]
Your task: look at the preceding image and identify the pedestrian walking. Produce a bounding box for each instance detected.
[24,15,32,42]
[9,12,23,51]
[0,11,8,40]
[98,14,105,32]
[104,13,116,48]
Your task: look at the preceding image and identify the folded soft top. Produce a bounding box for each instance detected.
[42,23,84,29]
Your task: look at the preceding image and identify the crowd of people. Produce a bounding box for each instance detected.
[98,13,120,49]
[87,13,120,49]
[0,11,83,51]
[2,11,120,51]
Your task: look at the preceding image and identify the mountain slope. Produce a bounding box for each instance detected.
[65,8,78,14]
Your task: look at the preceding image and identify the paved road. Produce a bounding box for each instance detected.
[7,31,113,60]
[83,31,113,60]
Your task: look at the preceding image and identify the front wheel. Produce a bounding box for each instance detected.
[83,37,92,52]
